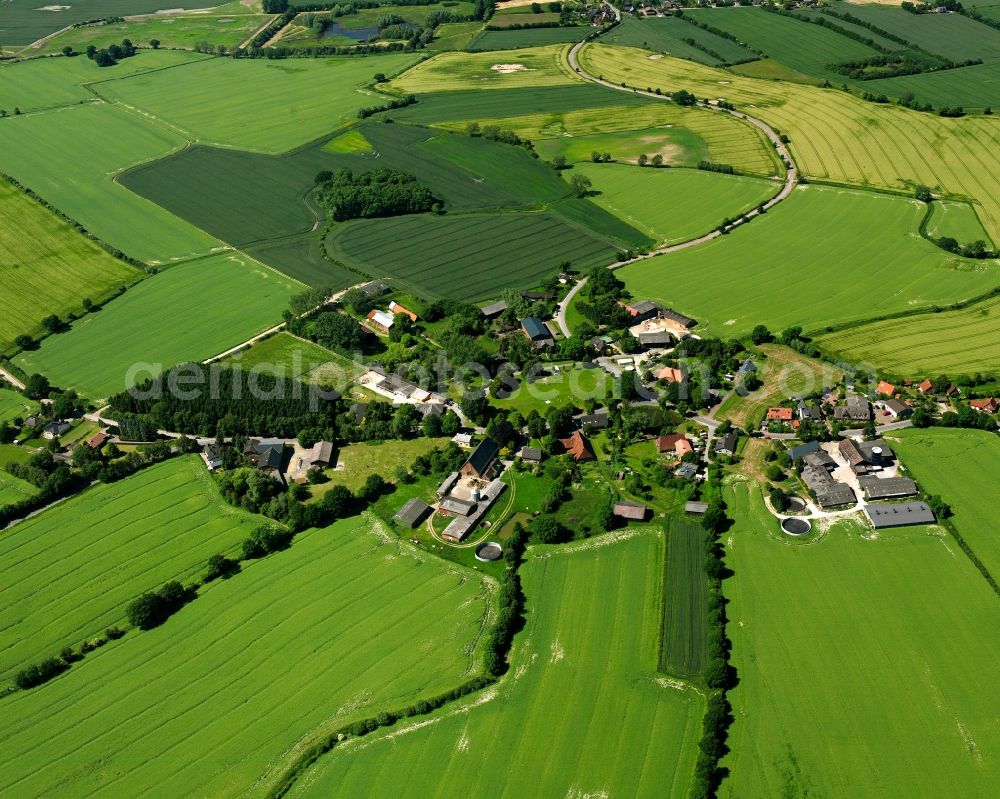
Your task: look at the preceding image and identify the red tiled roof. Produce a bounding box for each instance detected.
[876,380,896,397]
[559,430,594,462]
[766,407,794,421]
[918,379,934,393]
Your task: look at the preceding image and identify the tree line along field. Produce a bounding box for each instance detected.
[14,253,300,400]
[389,44,582,93]
[720,482,1000,798]
[435,101,783,177]
[34,13,275,57]
[579,44,1000,242]
[92,52,423,154]
[862,61,1000,113]
[601,15,757,67]
[0,102,224,264]
[576,164,779,246]
[0,457,265,687]
[618,185,1000,338]
[816,293,1000,377]
[0,180,142,352]
[892,428,1000,581]
[288,532,705,799]
[0,514,491,798]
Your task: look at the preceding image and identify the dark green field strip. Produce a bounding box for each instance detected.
[391,84,657,125]
[244,235,359,289]
[469,25,593,52]
[862,59,1000,110]
[328,211,616,300]
[549,195,654,250]
[0,0,186,45]
[601,15,756,65]
[661,519,708,678]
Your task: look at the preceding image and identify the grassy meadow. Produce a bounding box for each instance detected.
[0,514,490,798]
[14,253,300,399]
[0,457,263,686]
[0,469,37,508]
[891,428,1000,579]
[289,532,705,799]
[307,438,450,498]
[0,102,223,263]
[222,331,364,387]
[617,184,1000,337]
[925,200,994,246]
[389,44,582,93]
[720,481,1000,798]
[578,44,1000,242]
[577,164,779,245]
[0,388,34,424]
[0,180,142,351]
[816,293,1000,376]
[94,53,422,153]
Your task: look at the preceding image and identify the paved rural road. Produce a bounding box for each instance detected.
[0,366,26,391]
[555,276,588,337]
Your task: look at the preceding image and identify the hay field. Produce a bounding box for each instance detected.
[0,514,490,798]
[288,531,705,799]
[720,481,1000,798]
[578,44,1000,241]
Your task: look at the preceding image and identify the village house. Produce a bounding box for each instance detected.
[580,412,609,429]
[715,430,738,457]
[201,443,223,472]
[833,395,872,422]
[656,433,693,458]
[41,420,70,440]
[766,407,794,422]
[519,446,543,465]
[460,438,501,479]
[882,398,911,419]
[560,430,595,462]
[620,299,661,323]
[674,462,699,479]
[480,300,508,319]
[917,379,934,394]
[388,300,418,322]
[656,366,685,384]
[875,380,897,397]
[86,429,109,450]
[970,397,999,414]
[366,309,395,333]
[796,400,823,421]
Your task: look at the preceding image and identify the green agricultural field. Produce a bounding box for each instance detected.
[862,60,1000,111]
[600,14,757,65]
[660,518,708,678]
[0,514,491,797]
[816,293,1000,376]
[0,103,223,263]
[37,14,273,56]
[576,164,779,245]
[892,427,1000,579]
[327,212,618,301]
[0,0,200,46]
[0,469,37,508]
[244,233,359,288]
[0,48,209,112]
[468,24,592,51]
[619,184,1000,336]
[14,252,299,399]
[223,331,364,387]
[841,4,1000,63]
[439,102,783,177]
[687,6,881,81]
[0,387,34,424]
[578,44,1000,241]
[94,53,422,153]
[0,456,264,685]
[389,44,582,93]
[288,531,705,799]
[0,180,142,351]
[925,200,994,246]
[425,21,483,51]
[720,481,1000,798]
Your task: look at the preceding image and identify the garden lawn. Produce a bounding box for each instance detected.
[0,514,490,798]
[0,103,223,263]
[576,164,779,245]
[891,427,1000,579]
[14,253,300,400]
[93,53,422,153]
[0,456,264,686]
[288,531,705,799]
[578,44,1000,241]
[307,437,450,498]
[617,184,1000,337]
[816,293,1000,376]
[720,481,1000,798]
[223,331,364,387]
[0,180,142,351]
[389,45,582,93]
[493,363,613,416]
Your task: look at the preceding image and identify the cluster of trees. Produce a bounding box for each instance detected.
[4,449,77,501]
[831,55,928,81]
[902,0,962,13]
[937,236,995,258]
[14,656,69,691]
[697,160,737,175]
[315,167,437,221]
[482,522,527,675]
[356,93,416,118]
[85,38,136,67]
[127,581,195,630]
[465,122,533,151]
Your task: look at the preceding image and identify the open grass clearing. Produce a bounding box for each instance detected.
[0,456,264,686]
[288,531,704,799]
[0,102,223,263]
[576,163,779,245]
[425,21,483,51]
[716,344,843,429]
[389,44,582,93]
[925,199,994,246]
[493,363,613,416]
[14,252,300,400]
[222,331,364,387]
[578,44,1000,241]
[0,470,37,508]
[307,437,450,499]
[0,513,490,798]
[816,293,1000,376]
[720,480,1000,797]
[95,53,422,153]
[619,184,999,337]
[0,388,35,424]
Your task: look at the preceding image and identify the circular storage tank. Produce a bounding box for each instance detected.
[781,517,812,536]
[475,541,503,562]
[785,496,807,513]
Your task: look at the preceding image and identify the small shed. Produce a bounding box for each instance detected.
[394,498,431,529]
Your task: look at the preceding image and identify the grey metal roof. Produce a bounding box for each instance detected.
[685,501,708,514]
[519,446,543,462]
[394,498,431,528]
[481,300,508,317]
[788,440,821,462]
[661,308,696,328]
[521,316,549,341]
[858,439,895,461]
[439,496,477,516]
[858,476,918,499]
[865,502,936,528]
[814,483,855,508]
